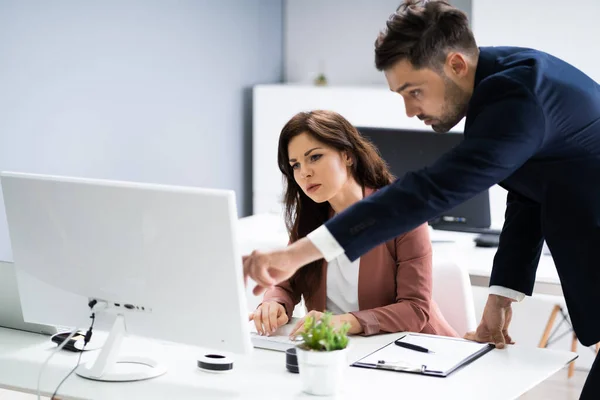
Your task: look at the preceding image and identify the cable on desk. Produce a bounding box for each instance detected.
[50,312,95,400]
[37,327,79,400]
[37,299,103,400]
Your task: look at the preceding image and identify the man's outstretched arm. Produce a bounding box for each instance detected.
[244,76,546,292]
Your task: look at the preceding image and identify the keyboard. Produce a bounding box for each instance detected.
[250,332,303,352]
[249,317,304,352]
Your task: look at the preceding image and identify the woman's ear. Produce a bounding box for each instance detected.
[343,151,353,167]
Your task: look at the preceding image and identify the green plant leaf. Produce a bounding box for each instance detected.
[298,312,349,352]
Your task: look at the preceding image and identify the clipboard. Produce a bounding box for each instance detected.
[351,333,494,377]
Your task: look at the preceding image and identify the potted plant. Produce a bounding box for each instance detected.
[295,312,350,396]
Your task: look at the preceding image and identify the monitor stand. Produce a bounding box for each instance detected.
[76,314,167,382]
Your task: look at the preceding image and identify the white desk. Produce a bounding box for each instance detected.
[0,327,577,400]
[238,214,562,296]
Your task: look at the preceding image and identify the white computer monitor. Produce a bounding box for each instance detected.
[0,171,252,382]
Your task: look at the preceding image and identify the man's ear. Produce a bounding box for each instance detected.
[446,52,469,78]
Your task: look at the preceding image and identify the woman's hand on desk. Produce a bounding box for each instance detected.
[289,310,362,338]
[249,301,289,336]
[464,294,515,349]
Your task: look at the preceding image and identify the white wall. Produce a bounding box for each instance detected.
[472,0,600,82]
[284,0,472,85]
[285,0,600,85]
[0,0,284,261]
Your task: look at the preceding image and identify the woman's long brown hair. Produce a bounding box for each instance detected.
[277,110,394,298]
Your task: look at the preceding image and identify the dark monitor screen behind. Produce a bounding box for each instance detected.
[357,126,494,234]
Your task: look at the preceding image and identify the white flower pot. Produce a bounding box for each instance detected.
[296,346,349,396]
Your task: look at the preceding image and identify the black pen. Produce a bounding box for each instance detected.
[394,339,435,354]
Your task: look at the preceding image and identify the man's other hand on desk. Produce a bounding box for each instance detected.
[249,301,289,336]
[464,294,516,349]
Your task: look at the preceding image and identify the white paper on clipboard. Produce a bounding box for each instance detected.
[352,333,494,376]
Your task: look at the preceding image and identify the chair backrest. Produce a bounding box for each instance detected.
[431,260,477,337]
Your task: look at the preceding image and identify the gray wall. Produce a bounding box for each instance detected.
[0,0,283,261]
[284,0,471,85]
[473,0,600,82]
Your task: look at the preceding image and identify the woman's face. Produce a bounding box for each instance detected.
[287,132,352,203]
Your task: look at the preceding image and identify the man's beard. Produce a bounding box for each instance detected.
[431,77,469,133]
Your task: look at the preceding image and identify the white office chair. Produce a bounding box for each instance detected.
[431,260,477,337]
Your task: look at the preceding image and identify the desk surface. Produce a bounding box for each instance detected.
[0,327,577,400]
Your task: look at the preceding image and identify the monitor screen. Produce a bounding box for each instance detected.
[357,127,492,233]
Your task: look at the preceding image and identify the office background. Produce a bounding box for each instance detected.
[0,0,599,371]
[0,0,284,261]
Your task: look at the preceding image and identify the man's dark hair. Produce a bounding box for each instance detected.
[375,0,477,71]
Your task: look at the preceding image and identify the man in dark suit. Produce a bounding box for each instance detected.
[243,1,600,397]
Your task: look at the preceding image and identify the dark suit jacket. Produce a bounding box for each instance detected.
[325,46,600,346]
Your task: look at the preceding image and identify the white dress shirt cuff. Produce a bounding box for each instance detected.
[307,225,345,262]
[489,285,526,302]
